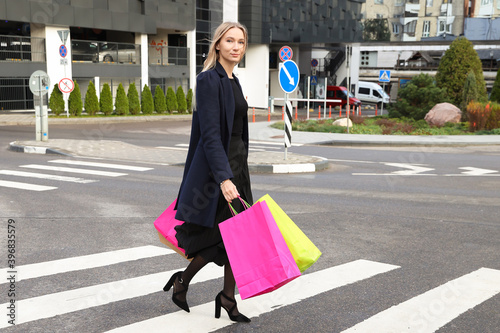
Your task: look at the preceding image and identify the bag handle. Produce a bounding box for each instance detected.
[228,196,250,217]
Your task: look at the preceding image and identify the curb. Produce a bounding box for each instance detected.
[249,157,329,174]
[8,141,72,156]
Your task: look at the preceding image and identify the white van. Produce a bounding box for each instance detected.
[357,81,390,107]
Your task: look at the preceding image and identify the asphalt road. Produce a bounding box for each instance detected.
[0,122,499,332]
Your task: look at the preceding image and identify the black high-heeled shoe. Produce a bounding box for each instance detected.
[164,271,190,313]
[215,291,251,323]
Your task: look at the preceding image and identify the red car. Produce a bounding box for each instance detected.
[326,86,361,112]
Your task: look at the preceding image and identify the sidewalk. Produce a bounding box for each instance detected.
[3,112,500,173]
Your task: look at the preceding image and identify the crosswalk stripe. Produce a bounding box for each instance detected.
[155,146,188,151]
[0,265,223,329]
[341,267,500,333]
[48,160,153,171]
[0,170,97,184]
[104,259,400,332]
[20,164,127,177]
[0,245,173,282]
[0,179,57,191]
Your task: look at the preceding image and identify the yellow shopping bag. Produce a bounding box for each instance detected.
[256,194,321,273]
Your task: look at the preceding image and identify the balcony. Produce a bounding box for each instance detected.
[148,45,189,66]
[71,40,141,64]
[0,35,45,62]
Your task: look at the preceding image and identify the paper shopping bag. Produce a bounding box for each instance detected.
[154,199,190,261]
[219,200,301,300]
[256,194,321,273]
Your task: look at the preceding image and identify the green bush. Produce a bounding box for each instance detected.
[166,87,178,114]
[115,83,129,115]
[49,84,65,116]
[84,81,99,116]
[154,85,167,113]
[100,83,113,116]
[141,84,154,115]
[436,36,487,106]
[186,88,193,113]
[127,82,140,115]
[490,68,500,103]
[461,71,480,114]
[176,86,187,113]
[68,81,83,116]
[388,73,449,120]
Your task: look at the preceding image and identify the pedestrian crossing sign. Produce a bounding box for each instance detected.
[379,70,391,82]
[311,76,318,85]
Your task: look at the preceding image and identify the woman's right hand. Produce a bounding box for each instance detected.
[220,179,239,203]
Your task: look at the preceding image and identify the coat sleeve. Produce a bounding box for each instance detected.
[196,71,233,184]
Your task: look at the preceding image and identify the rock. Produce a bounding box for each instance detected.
[332,118,353,127]
[424,103,462,127]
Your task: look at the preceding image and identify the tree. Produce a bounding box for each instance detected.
[166,86,178,113]
[490,68,500,103]
[154,85,167,113]
[176,86,187,113]
[84,81,99,116]
[115,83,129,115]
[388,73,450,120]
[68,81,83,116]
[49,84,65,116]
[127,82,140,115]
[436,36,487,107]
[362,19,391,42]
[462,71,480,113]
[141,84,154,115]
[186,88,193,113]
[100,83,113,116]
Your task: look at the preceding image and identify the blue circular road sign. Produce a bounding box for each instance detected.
[279,60,299,94]
[59,45,67,58]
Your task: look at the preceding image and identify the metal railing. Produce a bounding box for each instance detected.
[148,45,189,66]
[71,40,141,64]
[0,35,46,62]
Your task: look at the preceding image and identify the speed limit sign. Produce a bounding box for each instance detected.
[59,78,74,94]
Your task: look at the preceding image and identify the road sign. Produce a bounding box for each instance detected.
[379,70,391,82]
[311,76,318,86]
[279,46,293,62]
[59,78,75,94]
[29,70,51,96]
[59,45,68,58]
[279,60,299,94]
[57,30,69,45]
[311,59,318,67]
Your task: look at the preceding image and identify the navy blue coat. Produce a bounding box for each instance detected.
[175,62,249,228]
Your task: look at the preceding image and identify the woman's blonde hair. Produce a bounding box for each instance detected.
[202,22,248,72]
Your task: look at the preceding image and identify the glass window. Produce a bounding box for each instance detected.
[422,20,430,37]
[359,87,370,94]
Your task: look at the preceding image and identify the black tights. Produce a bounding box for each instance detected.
[174,250,241,315]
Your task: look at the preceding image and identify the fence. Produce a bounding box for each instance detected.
[0,35,46,62]
[0,78,35,111]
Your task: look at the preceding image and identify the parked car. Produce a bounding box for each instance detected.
[326,85,362,112]
[356,81,390,108]
[71,41,98,62]
[98,43,138,63]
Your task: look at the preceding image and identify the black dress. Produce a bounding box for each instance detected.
[175,78,253,266]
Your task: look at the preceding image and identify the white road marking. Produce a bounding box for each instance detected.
[0,265,224,329]
[20,165,127,177]
[0,170,97,184]
[0,179,57,191]
[48,160,153,171]
[341,267,500,333]
[0,245,173,282]
[459,167,498,176]
[155,146,188,151]
[104,259,400,332]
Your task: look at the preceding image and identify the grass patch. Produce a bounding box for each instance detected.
[271,116,484,135]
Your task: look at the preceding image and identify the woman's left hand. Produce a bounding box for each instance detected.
[220,179,239,203]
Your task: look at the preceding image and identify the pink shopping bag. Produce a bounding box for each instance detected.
[154,199,190,260]
[219,200,301,300]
